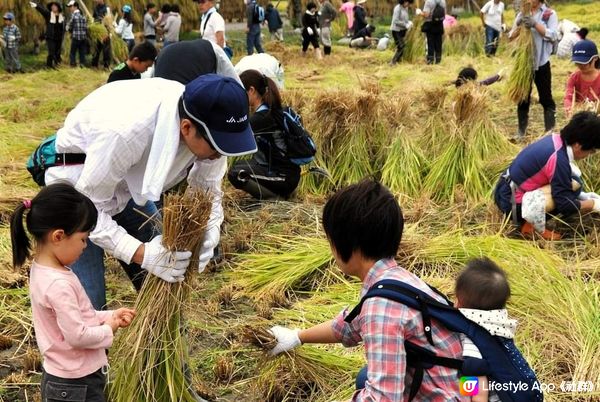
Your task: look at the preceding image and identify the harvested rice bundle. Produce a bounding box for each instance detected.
[328,128,375,187]
[110,190,212,402]
[230,235,338,299]
[404,17,425,63]
[251,346,364,402]
[422,86,448,113]
[273,282,359,327]
[242,325,278,351]
[381,130,429,199]
[444,24,484,57]
[506,0,535,104]
[423,85,516,203]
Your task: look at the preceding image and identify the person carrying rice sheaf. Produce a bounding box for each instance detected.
[508,0,558,138]
[494,111,600,240]
[267,180,466,401]
[389,0,413,65]
[27,74,257,311]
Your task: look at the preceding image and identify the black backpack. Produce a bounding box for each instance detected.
[432,1,445,23]
[276,107,317,166]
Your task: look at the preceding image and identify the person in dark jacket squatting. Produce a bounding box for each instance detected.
[228,69,301,200]
[495,111,600,240]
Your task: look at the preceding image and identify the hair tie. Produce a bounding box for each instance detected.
[23,199,32,209]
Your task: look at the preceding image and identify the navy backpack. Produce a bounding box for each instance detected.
[345,279,542,402]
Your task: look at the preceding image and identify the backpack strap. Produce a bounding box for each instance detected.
[345,279,455,346]
[345,279,463,402]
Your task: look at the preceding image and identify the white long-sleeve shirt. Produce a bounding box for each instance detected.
[115,18,134,40]
[45,78,226,264]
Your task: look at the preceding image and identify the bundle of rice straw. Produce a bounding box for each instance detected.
[423,84,516,203]
[404,17,425,63]
[110,190,212,402]
[506,0,534,104]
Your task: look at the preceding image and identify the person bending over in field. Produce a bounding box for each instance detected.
[495,111,600,240]
[228,70,301,200]
[268,179,465,401]
[10,183,136,402]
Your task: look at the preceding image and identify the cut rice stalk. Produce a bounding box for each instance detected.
[109,190,212,402]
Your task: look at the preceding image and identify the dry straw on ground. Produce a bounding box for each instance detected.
[109,190,212,402]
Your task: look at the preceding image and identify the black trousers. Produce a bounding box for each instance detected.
[46,38,62,68]
[425,31,443,64]
[91,39,111,68]
[517,61,556,132]
[228,159,301,199]
[302,33,319,52]
[42,369,106,402]
[391,29,407,64]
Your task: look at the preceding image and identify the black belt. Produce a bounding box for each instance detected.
[54,153,86,165]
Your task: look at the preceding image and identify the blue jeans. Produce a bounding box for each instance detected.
[70,38,87,66]
[70,199,160,310]
[485,25,500,56]
[356,365,368,389]
[246,24,263,55]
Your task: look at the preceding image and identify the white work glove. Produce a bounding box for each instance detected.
[307,27,314,36]
[497,67,507,80]
[268,326,302,356]
[521,15,535,29]
[579,191,600,201]
[593,199,600,213]
[317,27,321,35]
[406,21,413,30]
[141,235,191,283]
[30,1,37,8]
[415,8,422,16]
[197,225,220,273]
[501,23,507,32]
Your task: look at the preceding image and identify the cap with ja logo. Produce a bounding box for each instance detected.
[183,74,257,157]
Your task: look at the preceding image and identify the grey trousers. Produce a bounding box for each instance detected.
[4,47,21,71]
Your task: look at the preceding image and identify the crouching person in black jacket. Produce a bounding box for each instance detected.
[228,69,301,199]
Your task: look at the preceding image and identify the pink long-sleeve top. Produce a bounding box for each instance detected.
[29,261,114,378]
[564,70,600,113]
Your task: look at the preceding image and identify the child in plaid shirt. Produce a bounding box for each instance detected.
[2,12,22,73]
[268,180,465,401]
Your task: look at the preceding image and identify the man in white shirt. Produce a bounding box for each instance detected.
[196,0,225,48]
[480,0,505,56]
[44,74,257,310]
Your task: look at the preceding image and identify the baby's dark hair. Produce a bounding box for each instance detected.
[10,183,98,268]
[455,257,510,310]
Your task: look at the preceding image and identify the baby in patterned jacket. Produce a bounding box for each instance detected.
[455,257,518,402]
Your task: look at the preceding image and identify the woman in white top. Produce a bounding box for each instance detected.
[115,4,135,52]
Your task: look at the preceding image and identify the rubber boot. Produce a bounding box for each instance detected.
[390,50,401,65]
[517,108,529,138]
[324,46,331,55]
[315,48,323,60]
[241,179,280,200]
[543,107,556,132]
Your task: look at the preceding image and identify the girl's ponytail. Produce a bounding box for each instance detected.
[10,202,32,269]
[9,183,98,269]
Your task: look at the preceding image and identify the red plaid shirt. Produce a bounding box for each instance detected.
[331,259,466,402]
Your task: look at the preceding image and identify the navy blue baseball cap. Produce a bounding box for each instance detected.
[182,74,257,157]
[572,40,598,64]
